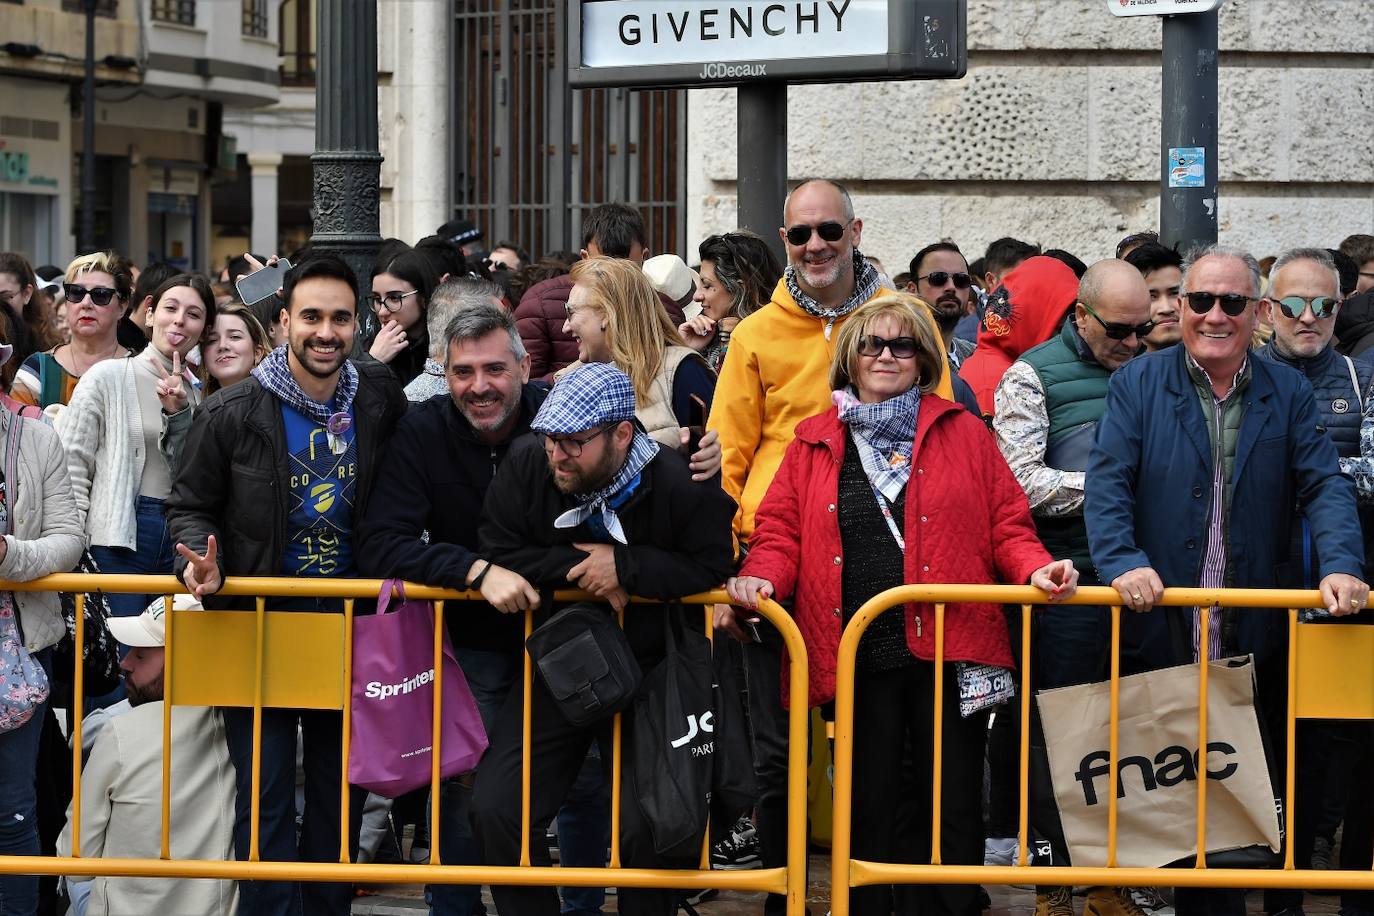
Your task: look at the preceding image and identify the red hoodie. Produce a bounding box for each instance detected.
[958,255,1081,416]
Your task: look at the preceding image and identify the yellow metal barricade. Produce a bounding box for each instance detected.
[830,584,1374,916]
[0,574,809,915]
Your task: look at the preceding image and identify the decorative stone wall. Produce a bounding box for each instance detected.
[686,0,1374,270]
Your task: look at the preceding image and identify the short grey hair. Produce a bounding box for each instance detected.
[428,278,505,358]
[442,301,527,365]
[1267,247,1342,300]
[1180,244,1262,299]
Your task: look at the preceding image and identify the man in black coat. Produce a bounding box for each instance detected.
[472,363,736,916]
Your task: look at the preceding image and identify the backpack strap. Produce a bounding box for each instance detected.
[1344,356,1364,412]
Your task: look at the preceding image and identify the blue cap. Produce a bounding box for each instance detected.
[532,363,637,435]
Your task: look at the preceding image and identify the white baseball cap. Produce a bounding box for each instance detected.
[107,594,202,648]
[642,254,699,308]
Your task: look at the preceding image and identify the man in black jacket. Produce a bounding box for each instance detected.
[472,363,735,916]
[166,254,407,916]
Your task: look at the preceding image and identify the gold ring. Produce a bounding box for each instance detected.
[1353,598,1362,608]
[1132,593,1142,600]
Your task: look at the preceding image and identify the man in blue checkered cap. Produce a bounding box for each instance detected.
[473,362,736,916]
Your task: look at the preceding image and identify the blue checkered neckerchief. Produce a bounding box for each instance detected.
[251,345,358,426]
[784,248,884,323]
[553,432,659,545]
[833,385,920,503]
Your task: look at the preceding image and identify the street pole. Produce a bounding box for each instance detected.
[311,0,383,351]
[79,0,96,254]
[1159,9,1219,254]
[736,83,787,265]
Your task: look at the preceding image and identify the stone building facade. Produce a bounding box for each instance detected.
[685,0,1374,270]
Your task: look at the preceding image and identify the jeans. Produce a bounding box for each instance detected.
[0,649,50,916]
[222,707,362,916]
[557,745,610,916]
[89,495,176,622]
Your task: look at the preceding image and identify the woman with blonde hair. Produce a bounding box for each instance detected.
[561,256,715,449]
[724,291,1078,916]
[11,251,135,409]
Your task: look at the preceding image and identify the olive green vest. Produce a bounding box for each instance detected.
[1020,320,1113,574]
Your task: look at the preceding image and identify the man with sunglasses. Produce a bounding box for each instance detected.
[709,177,887,915]
[993,259,1157,916]
[1254,247,1374,916]
[906,241,976,368]
[473,363,735,916]
[1087,245,1368,916]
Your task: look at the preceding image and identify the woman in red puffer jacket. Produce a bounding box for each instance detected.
[723,292,1078,916]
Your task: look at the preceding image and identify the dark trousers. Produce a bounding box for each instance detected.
[743,622,793,916]
[472,670,695,916]
[850,663,987,916]
[222,707,363,916]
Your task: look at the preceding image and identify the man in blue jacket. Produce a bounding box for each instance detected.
[1085,244,1368,916]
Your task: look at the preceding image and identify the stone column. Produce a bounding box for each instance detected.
[248,152,283,256]
[311,0,383,348]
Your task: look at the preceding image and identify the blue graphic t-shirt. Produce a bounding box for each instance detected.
[281,402,357,578]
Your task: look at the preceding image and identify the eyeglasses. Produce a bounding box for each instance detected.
[63,283,120,307]
[1271,295,1341,320]
[538,424,614,458]
[368,289,420,313]
[917,271,973,290]
[1184,291,1253,317]
[856,335,918,359]
[784,220,850,246]
[1079,302,1155,341]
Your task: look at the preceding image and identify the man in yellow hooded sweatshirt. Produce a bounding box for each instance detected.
[706,177,953,913]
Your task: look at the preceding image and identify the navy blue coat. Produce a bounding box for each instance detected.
[1085,345,1363,668]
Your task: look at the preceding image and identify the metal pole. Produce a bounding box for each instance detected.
[80,0,96,253]
[1159,9,1219,254]
[736,83,787,265]
[311,0,383,352]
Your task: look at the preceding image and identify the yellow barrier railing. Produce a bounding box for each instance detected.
[830,583,1374,916]
[4,574,809,914]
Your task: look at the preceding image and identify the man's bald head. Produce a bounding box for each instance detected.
[1074,258,1152,370]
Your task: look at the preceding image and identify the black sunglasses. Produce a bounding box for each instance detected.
[857,335,918,359]
[1271,295,1340,320]
[784,220,849,246]
[1080,302,1155,341]
[917,271,973,290]
[1184,291,1253,316]
[63,283,120,307]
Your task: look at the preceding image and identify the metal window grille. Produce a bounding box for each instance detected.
[242,0,268,37]
[453,0,687,260]
[151,0,195,25]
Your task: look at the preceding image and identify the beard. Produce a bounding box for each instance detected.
[290,337,347,379]
[551,442,621,496]
[459,389,521,433]
[126,672,165,707]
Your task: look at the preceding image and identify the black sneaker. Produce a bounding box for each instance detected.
[710,815,761,870]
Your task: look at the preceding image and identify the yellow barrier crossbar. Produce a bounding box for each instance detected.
[22,573,808,912]
[830,583,1374,915]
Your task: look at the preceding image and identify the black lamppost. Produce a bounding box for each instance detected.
[79,0,96,253]
[310,0,382,348]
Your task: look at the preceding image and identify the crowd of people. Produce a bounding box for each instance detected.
[0,183,1371,916]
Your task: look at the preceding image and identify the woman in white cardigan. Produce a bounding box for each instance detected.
[0,340,85,916]
[55,273,213,621]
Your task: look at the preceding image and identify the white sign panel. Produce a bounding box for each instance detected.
[580,0,889,68]
[1108,0,1222,17]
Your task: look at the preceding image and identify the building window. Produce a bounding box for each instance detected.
[279,0,315,86]
[242,0,268,37]
[61,0,118,16]
[151,0,195,25]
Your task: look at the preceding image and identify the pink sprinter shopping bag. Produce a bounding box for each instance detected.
[348,579,488,797]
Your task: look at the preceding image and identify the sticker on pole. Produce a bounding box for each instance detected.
[1109,0,1223,16]
[1168,148,1206,188]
